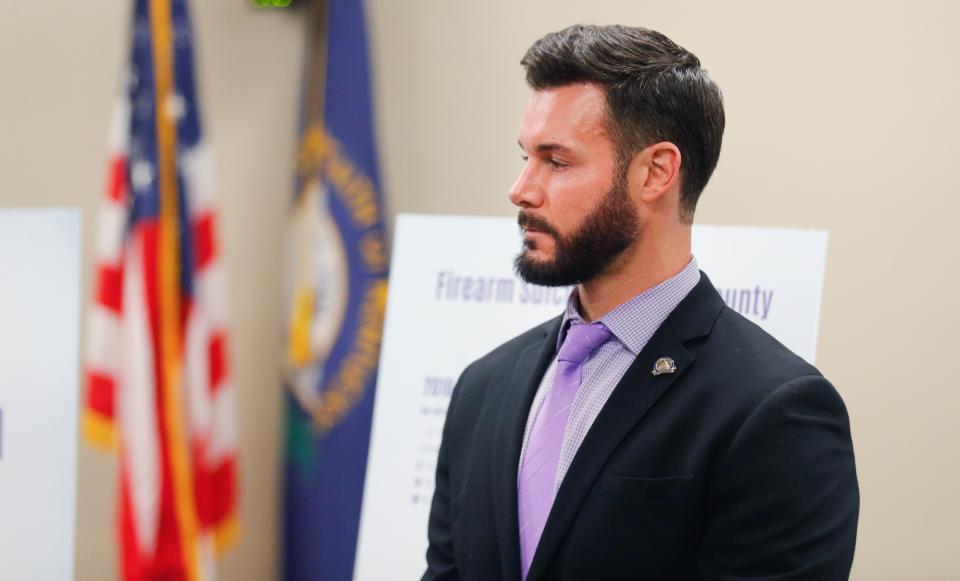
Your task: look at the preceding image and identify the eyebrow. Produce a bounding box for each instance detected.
[517,139,573,154]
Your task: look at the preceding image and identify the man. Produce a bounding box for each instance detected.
[423,24,858,580]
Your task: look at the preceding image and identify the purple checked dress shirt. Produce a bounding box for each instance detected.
[517,257,701,494]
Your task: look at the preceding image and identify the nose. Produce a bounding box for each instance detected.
[508,162,543,209]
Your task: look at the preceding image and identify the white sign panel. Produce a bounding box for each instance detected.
[355,214,828,580]
[0,209,81,580]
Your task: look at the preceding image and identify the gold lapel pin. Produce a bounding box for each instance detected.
[652,357,677,376]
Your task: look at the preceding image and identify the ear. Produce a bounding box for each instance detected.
[630,142,682,205]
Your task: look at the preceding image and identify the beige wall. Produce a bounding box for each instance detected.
[1,0,958,579]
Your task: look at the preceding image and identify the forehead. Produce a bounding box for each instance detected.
[519,83,610,149]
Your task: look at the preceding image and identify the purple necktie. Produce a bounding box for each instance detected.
[517,321,612,579]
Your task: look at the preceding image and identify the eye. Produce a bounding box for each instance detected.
[547,157,569,169]
[521,155,529,162]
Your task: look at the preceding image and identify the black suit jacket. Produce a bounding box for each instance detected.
[423,274,859,580]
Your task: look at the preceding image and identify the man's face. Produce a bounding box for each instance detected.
[510,84,638,287]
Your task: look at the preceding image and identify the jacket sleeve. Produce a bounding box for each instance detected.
[422,364,473,581]
[696,375,860,580]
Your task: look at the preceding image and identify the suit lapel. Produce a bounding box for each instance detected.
[490,316,563,581]
[526,274,725,581]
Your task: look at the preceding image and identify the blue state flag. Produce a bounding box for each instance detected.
[282,0,389,579]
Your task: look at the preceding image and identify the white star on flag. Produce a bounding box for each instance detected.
[165,93,187,120]
[131,160,154,192]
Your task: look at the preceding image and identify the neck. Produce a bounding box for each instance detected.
[575,227,692,322]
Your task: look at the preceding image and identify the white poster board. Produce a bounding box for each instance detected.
[0,209,81,580]
[355,214,828,580]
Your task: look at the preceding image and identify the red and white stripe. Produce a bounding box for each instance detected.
[84,99,238,581]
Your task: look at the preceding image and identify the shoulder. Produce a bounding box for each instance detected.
[707,306,820,378]
[675,299,834,409]
[688,305,850,436]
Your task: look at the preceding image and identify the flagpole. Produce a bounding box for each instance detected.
[149,0,201,578]
[288,0,330,368]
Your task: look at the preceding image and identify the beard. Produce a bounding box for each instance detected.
[514,172,639,287]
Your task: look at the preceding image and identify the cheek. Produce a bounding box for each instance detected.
[548,172,611,225]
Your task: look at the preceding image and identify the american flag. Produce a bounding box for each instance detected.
[84,1,238,579]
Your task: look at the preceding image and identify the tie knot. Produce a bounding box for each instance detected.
[557,321,612,364]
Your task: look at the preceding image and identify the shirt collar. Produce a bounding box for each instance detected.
[557,257,701,356]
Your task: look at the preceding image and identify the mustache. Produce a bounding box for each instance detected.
[517,212,560,238]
